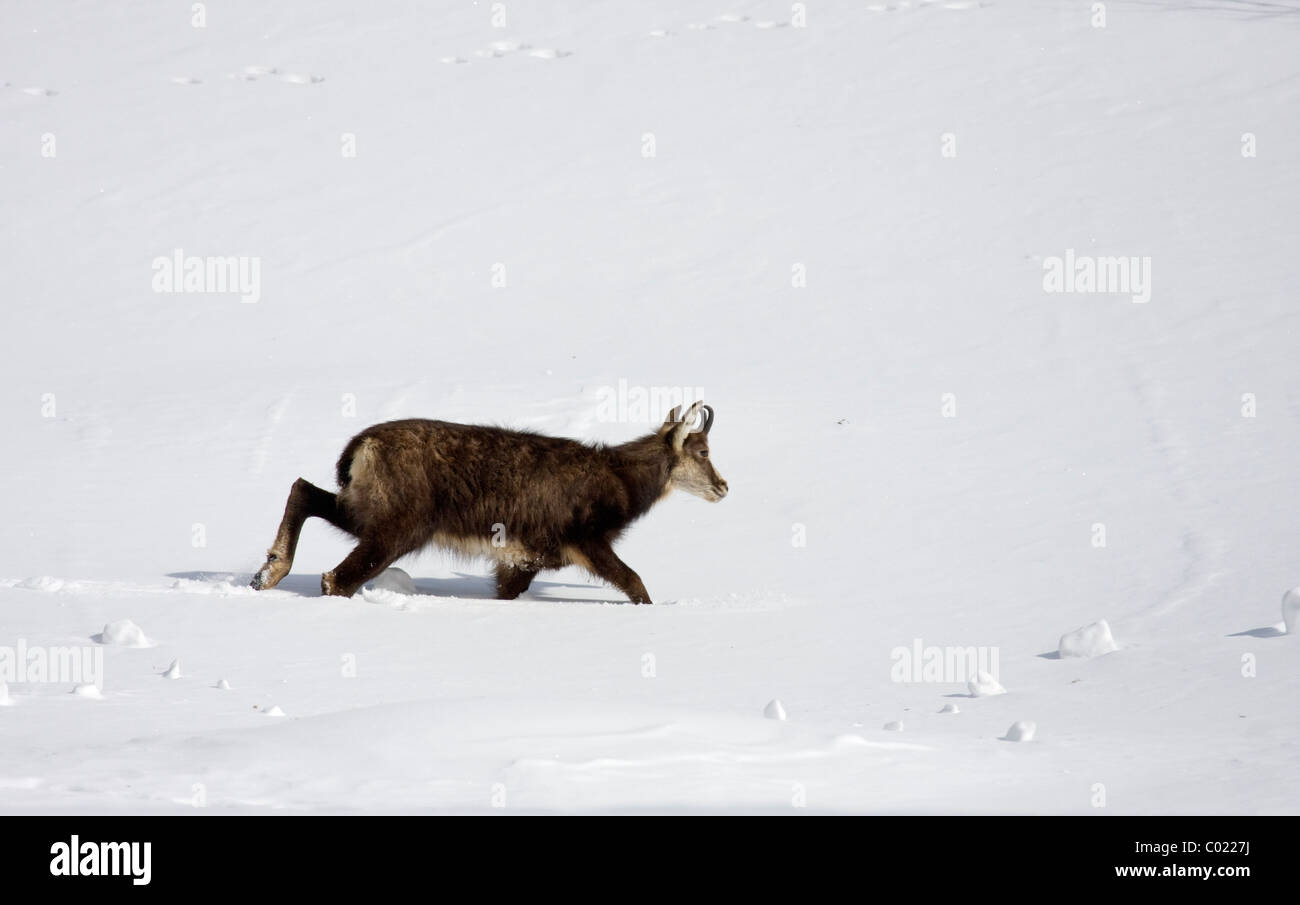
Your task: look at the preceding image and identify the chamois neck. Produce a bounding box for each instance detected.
[611,433,674,518]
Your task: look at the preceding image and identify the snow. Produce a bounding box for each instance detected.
[967,671,1007,698]
[1058,620,1119,659]
[366,568,417,596]
[763,699,787,721]
[2,0,1299,814]
[1004,721,1037,743]
[96,620,152,648]
[1283,589,1300,635]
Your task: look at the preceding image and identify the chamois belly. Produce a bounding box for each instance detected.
[427,530,572,572]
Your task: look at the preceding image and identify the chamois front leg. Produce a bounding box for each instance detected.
[321,537,395,598]
[575,540,652,604]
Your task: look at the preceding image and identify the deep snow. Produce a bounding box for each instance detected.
[1,0,1298,813]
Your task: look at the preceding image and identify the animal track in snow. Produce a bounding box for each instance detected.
[230,65,274,81]
[867,0,982,10]
[654,13,793,38]
[441,39,570,64]
[653,5,975,40]
[2,574,279,599]
[1124,358,1228,625]
[3,82,57,97]
[227,65,324,85]
[485,39,529,55]
[250,391,294,475]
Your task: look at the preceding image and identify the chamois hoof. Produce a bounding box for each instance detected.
[250,566,272,589]
[251,553,288,591]
[321,571,347,597]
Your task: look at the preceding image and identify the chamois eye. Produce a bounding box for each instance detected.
[698,449,708,458]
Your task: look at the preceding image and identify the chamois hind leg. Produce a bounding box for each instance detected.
[574,540,652,604]
[495,563,538,600]
[321,537,396,598]
[251,478,357,590]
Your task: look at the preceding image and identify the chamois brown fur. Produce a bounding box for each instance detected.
[250,402,727,603]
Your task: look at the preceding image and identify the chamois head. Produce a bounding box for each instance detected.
[659,401,728,502]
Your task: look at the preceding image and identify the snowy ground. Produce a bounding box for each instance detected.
[2,0,1298,814]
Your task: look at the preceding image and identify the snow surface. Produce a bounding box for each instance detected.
[1004,721,1037,743]
[97,619,152,648]
[1058,619,1119,659]
[365,567,417,596]
[1283,588,1300,634]
[968,670,1008,698]
[2,0,1299,814]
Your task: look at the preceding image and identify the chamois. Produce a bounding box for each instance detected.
[250,401,727,603]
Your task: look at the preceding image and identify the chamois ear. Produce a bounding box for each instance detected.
[658,405,684,437]
[666,400,705,451]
